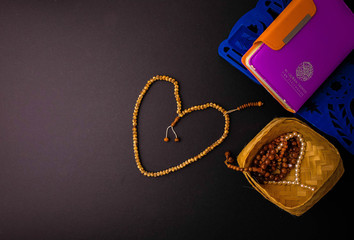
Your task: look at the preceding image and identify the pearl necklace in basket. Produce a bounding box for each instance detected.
[266,132,315,191]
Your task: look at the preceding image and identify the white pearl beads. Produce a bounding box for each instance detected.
[267,131,315,191]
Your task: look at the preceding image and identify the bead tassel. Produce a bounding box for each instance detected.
[236,101,263,110]
[225,101,263,114]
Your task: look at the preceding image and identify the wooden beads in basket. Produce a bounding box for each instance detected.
[225,132,315,191]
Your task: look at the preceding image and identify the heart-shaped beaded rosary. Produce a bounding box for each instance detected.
[132,75,263,177]
[224,131,315,191]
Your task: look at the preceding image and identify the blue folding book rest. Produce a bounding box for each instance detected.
[218,0,292,84]
[297,61,354,154]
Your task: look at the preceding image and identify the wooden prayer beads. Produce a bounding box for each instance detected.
[224,132,315,191]
[132,75,263,177]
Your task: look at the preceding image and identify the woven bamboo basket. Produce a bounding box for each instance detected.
[237,117,344,216]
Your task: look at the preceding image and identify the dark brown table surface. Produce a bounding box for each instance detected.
[0,1,352,239]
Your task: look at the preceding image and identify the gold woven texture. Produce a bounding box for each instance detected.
[237,118,344,216]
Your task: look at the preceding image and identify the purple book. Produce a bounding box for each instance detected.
[242,0,354,113]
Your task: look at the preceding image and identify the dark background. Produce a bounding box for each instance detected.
[0,0,352,239]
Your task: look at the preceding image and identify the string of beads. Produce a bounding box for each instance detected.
[226,102,264,113]
[132,75,263,177]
